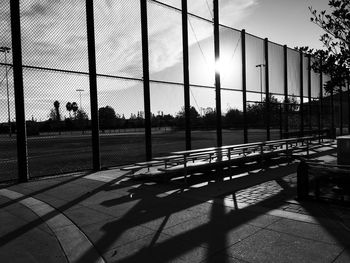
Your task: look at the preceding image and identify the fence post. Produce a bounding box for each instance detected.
[10,0,29,182]
[86,0,100,170]
[331,88,335,138]
[300,50,304,137]
[308,55,312,131]
[264,38,270,141]
[241,30,247,143]
[140,0,152,160]
[283,45,288,137]
[181,0,191,150]
[213,0,222,147]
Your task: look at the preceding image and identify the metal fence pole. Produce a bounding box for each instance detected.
[10,0,29,182]
[182,0,191,150]
[241,30,248,143]
[140,0,152,160]
[86,0,100,170]
[308,55,312,131]
[331,88,335,137]
[213,0,222,147]
[283,45,288,137]
[300,50,304,136]
[264,38,270,141]
[319,58,323,133]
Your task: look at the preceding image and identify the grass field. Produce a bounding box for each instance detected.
[0,129,281,182]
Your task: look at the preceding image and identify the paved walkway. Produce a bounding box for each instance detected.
[1,142,350,262]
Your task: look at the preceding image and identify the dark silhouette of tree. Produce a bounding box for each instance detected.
[99,106,117,129]
[66,102,72,118]
[224,108,243,128]
[246,95,284,128]
[71,102,78,118]
[53,100,61,121]
[76,109,88,120]
[48,109,57,121]
[202,108,216,129]
[176,106,200,119]
[176,106,200,128]
[299,0,350,93]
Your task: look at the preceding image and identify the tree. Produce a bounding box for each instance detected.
[99,106,117,129]
[301,0,350,93]
[176,106,200,119]
[48,109,57,121]
[202,108,216,128]
[76,109,88,120]
[48,100,61,121]
[53,100,61,121]
[246,95,283,128]
[66,102,72,118]
[224,108,243,128]
[71,102,78,118]
[176,106,200,128]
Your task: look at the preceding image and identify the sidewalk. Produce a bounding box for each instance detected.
[1,142,349,262]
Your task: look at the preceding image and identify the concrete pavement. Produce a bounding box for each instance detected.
[1,142,350,262]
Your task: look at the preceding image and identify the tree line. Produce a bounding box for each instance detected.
[11,95,309,136]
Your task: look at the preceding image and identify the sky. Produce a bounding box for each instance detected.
[0,0,332,122]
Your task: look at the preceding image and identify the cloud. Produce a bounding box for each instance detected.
[0,0,257,121]
[219,0,258,27]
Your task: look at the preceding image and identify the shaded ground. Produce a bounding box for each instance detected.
[1,144,349,262]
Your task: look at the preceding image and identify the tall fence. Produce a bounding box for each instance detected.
[0,0,349,182]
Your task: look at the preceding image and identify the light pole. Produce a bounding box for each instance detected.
[256,64,265,102]
[0,46,11,137]
[76,89,84,110]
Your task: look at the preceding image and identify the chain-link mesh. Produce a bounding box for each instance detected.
[157,0,181,9]
[287,95,301,131]
[20,0,91,178]
[97,77,145,167]
[270,100,283,140]
[151,82,185,156]
[94,0,143,79]
[303,55,309,98]
[0,0,345,181]
[219,26,242,91]
[21,0,89,72]
[335,88,343,135]
[221,89,244,145]
[188,0,213,20]
[189,85,216,149]
[0,0,17,181]
[268,42,284,97]
[246,92,266,142]
[148,1,183,83]
[246,34,265,95]
[188,16,214,87]
[287,48,301,97]
[245,35,266,142]
[23,67,92,177]
[322,74,332,130]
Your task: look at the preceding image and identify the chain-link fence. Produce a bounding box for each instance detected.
[0,0,347,182]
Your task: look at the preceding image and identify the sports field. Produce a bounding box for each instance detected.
[0,129,281,182]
